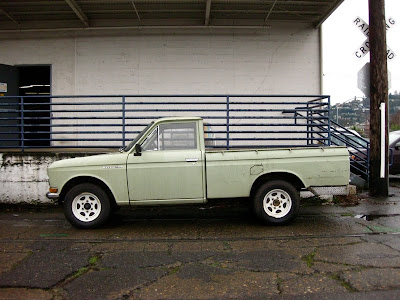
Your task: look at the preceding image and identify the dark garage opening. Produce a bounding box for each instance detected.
[18,66,51,147]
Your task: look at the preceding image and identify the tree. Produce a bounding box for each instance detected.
[390,111,400,131]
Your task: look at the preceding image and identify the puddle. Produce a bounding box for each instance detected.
[354,214,400,221]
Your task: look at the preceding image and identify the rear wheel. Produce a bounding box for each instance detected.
[64,183,111,229]
[253,180,299,224]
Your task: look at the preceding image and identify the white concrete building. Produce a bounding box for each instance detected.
[0,1,344,96]
[0,1,344,203]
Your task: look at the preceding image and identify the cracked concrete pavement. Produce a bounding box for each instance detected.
[1,178,400,299]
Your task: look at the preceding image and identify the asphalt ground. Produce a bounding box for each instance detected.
[1,178,400,299]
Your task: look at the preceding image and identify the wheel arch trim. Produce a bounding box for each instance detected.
[250,171,306,199]
[59,175,118,208]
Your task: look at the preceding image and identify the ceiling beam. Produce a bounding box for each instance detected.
[130,1,141,22]
[264,0,278,23]
[205,0,211,26]
[0,8,20,25]
[65,0,89,27]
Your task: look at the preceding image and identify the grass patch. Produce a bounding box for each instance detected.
[210,261,225,268]
[168,265,181,275]
[302,249,317,268]
[89,255,100,265]
[72,266,89,279]
[330,273,357,292]
[340,213,354,217]
[223,241,232,251]
[71,255,100,279]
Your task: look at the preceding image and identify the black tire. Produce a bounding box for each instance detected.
[63,183,111,229]
[253,180,299,224]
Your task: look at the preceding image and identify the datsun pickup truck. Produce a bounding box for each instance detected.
[47,117,350,228]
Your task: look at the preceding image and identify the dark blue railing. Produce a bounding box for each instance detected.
[330,120,370,182]
[0,94,332,151]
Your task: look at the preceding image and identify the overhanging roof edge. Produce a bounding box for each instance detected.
[314,0,345,28]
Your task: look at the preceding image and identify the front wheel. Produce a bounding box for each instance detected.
[64,183,111,229]
[253,180,299,224]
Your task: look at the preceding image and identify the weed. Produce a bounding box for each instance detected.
[89,255,100,265]
[330,273,357,292]
[302,248,317,268]
[168,265,181,275]
[72,266,89,279]
[340,213,354,217]
[223,241,232,250]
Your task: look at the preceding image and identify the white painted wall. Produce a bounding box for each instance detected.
[0,25,325,203]
[1,23,320,96]
[1,23,321,147]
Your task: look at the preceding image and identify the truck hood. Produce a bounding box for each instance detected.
[48,152,128,169]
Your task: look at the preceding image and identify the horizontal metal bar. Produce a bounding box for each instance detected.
[0,94,337,154]
[3,130,328,136]
[0,123,330,128]
[208,145,323,149]
[0,101,329,107]
[12,116,329,120]
[209,137,327,141]
[1,109,232,113]
[0,145,120,149]
[205,130,329,134]
[26,131,142,135]
[0,94,331,98]
[1,138,124,142]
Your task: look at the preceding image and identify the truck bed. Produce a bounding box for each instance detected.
[205,146,350,199]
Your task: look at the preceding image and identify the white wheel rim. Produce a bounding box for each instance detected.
[263,189,292,219]
[72,192,102,222]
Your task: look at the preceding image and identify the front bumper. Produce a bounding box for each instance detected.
[46,192,60,200]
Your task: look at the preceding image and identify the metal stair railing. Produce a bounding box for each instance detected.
[330,120,370,182]
[283,107,370,182]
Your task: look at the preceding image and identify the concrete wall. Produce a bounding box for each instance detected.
[1,23,322,147]
[0,24,323,204]
[0,153,88,204]
[1,23,321,96]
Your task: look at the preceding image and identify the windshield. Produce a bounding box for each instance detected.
[123,122,154,152]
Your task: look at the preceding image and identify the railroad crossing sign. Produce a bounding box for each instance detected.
[353,16,396,60]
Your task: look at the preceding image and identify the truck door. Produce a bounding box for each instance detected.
[0,64,19,147]
[127,121,205,202]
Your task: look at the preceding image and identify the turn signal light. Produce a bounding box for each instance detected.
[49,187,58,193]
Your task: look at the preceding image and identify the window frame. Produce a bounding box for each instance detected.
[141,121,198,152]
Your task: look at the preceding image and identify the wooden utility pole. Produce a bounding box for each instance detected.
[369,0,389,196]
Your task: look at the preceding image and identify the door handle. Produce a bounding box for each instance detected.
[186,158,199,162]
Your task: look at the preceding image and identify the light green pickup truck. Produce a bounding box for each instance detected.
[47,116,350,228]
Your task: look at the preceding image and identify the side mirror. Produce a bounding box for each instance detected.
[134,144,142,156]
[395,142,400,150]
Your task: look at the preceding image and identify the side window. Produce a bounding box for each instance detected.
[159,122,197,150]
[141,127,158,151]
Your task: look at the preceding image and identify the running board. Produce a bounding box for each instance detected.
[308,185,355,196]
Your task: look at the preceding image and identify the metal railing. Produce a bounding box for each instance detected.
[0,94,332,151]
[330,120,370,182]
